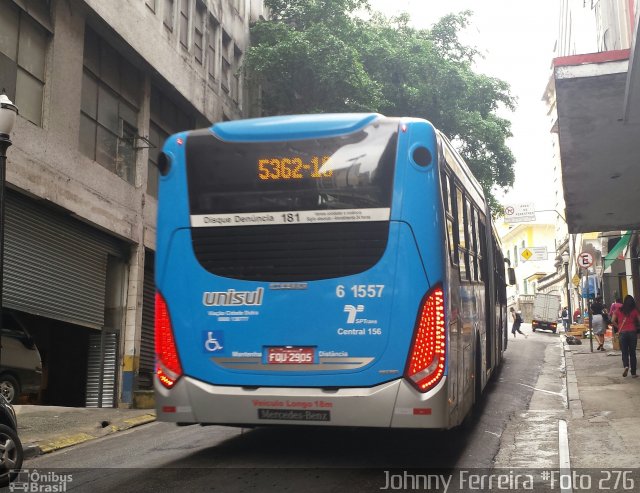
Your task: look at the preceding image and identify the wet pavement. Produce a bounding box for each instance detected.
[14,405,155,458]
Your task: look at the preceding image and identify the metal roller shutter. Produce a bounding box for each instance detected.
[138,250,155,389]
[86,330,118,408]
[3,190,126,329]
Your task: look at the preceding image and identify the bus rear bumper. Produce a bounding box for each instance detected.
[155,376,450,428]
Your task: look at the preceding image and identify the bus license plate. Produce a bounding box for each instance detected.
[267,347,314,364]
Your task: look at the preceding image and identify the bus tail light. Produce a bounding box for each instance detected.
[405,285,446,392]
[155,291,182,389]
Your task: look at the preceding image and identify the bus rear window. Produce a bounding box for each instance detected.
[185,121,398,216]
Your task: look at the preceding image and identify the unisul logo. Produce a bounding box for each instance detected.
[202,288,264,307]
[10,469,73,492]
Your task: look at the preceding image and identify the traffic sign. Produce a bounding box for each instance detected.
[504,203,536,223]
[520,246,547,262]
[577,252,594,269]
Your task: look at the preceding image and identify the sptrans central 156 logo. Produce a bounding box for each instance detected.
[202,288,264,306]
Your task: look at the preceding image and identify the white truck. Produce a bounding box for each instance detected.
[532,293,561,333]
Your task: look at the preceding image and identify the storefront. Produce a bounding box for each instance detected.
[4,190,128,407]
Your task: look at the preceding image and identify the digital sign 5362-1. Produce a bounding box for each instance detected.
[258,156,333,181]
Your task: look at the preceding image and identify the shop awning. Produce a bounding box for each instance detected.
[604,231,632,270]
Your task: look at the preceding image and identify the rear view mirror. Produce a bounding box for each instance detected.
[507,267,516,286]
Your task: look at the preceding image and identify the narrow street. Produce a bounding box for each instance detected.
[20,326,564,492]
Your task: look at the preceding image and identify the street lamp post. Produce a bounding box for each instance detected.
[0,94,18,377]
[562,251,572,331]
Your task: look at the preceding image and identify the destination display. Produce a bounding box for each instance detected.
[258,156,333,180]
[185,120,399,216]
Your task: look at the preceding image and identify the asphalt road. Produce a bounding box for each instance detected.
[19,326,559,493]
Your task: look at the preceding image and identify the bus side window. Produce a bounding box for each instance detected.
[441,170,456,266]
[477,215,486,282]
[466,201,476,282]
[456,188,469,280]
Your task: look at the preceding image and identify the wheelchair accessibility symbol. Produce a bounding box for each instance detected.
[204,331,225,353]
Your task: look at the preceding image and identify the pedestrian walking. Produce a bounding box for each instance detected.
[510,307,527,338]
[611,294,640,377]
[561,306,569,332]
[590,297,606,351]
[609,298,623,320]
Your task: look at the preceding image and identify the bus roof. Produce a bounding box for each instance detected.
[210,113,382,142]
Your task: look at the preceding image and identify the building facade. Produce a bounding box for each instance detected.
[550,0,640,310]
[0,0,266,407]
[500,221,560,321]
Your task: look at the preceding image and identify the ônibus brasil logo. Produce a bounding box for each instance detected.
[202,287,264,307]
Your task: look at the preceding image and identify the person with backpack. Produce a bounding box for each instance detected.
[561,306,569,332]
[510,307,527,338]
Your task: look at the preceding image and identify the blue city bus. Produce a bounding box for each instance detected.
[154,113,510,429]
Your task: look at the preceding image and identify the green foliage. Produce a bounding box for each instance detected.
[244,1,516,205]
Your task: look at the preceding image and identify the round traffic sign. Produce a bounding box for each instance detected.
[577,252,594,269]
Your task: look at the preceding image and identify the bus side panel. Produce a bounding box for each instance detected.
[393,122,455,421]
[156,132,192,288]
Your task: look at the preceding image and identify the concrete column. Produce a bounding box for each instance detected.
[120,245,146,407]
[119,76,152,407]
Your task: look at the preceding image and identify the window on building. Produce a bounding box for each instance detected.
[194,1,205,64]
[235,0,246,18]
[147,84,196,197]
[146,0,156,13]
[221,31,231,93]
[206,15,219,83]
[0,3,49,126]
[207,16,220,83]
[163,0,174,31]
[179,0,190,49]
[80,27,141,184]
[232,45,242,103]
[147,122,168,197]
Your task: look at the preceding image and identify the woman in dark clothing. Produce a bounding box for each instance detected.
[611,295,640,377]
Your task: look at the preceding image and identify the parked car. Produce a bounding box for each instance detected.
[0,311,43,404]
[0,394,23,487]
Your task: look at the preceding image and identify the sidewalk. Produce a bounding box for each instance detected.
[563,332,640,468]
[14,405,155,458]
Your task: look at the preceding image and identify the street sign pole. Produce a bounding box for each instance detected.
[586,268,593,353]
[577,252,595,353]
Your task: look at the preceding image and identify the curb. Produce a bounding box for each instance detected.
[22,413,156,458]
[561,337,584,418]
